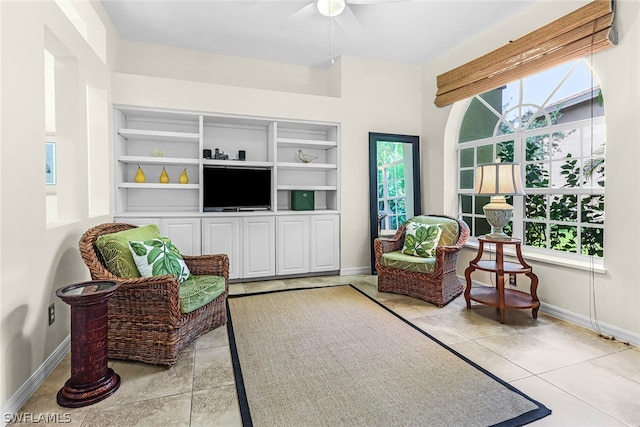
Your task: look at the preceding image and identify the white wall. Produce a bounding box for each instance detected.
[337,56,422,273]
[111,48,423,273]
[421,0,640,338]
[115,41,339,97]
[0,0,116,410]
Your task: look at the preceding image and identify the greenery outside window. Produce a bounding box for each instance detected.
[458,59,605,260]
[377,141,408,232]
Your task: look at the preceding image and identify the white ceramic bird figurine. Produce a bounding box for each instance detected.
[297,149,318,163]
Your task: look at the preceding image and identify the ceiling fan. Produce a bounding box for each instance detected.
[290,0,403,38]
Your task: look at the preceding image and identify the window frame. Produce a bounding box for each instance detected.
[457,63,605,269]
[378,156,408,233]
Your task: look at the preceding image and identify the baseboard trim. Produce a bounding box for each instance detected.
[540,302,639,347]
[462,277,639,347]
[340,266,371,276]
[1,336,70,426]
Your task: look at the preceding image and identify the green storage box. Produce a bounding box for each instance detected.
[291,190,314,211]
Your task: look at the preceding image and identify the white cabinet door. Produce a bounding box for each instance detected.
[277,216,310,275]
[243,216,276,279]
[310,214,340,272]
[202,217,241,280]
[160,218,201,256]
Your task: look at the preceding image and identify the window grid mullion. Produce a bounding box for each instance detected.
[457,59,605,261]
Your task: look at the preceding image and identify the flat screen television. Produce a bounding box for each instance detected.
[203,167,271,211]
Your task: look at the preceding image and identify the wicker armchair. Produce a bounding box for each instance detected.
[78,223,229,366]
[374,215,469,307]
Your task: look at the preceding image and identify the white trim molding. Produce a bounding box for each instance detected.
[1,336,70,427]
[541,302,639,347]
[340,266,371,276]
[464,278,639,347]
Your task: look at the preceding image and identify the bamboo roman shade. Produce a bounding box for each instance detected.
[434,0,616,108]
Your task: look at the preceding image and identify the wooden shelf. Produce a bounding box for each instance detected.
[203,159,273,168]
[119,183,199,190]
[472,260,530,273]
[115,210,201,217]
[119,156,199,166]
[464,236,540,323]
[468,287,539,310]
[277,138,337,150]
[277,185,337,191]
[277,162,337,171]
[276,209,340,215]
[118,128,200,142]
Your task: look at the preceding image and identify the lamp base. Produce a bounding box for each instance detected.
[483,196,514,241]
[485,230,512,241]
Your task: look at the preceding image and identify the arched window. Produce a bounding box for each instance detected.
[458,59,605,260]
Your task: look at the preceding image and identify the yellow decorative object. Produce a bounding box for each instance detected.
[135,165,146,183]
[159,167,170,184]
[179,168,189,184]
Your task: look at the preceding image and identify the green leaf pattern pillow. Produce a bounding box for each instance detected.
[95,224,161,278]
[129,237,191,283]
[402,222,443,258]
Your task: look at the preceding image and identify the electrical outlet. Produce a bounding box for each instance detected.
[508,274,516,286]
[48,303,55,325]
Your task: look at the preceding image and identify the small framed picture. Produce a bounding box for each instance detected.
[46,142,56,185]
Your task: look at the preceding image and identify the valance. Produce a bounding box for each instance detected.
[434,0,616,108]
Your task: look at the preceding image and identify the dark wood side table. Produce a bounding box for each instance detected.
[464,236,540,324]
[55,280,121,407]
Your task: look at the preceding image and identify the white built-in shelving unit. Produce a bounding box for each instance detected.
[114,107,340,215]
[113,106,341,279]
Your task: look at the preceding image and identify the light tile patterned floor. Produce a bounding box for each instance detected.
[11,275,640,426]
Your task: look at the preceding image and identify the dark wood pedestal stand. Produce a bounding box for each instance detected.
[464,237,540,324]
[55,280,121,408]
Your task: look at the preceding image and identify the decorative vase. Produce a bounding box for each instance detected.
[159,167,169,184]
[179,168,189,184]
[135,165,146,183]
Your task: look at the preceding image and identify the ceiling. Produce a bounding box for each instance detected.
[101,0,539,68]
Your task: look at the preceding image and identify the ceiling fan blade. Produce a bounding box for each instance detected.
[335,5,362,38]
[289,2,318,22]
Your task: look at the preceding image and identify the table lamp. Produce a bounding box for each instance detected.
[475,162,526,240]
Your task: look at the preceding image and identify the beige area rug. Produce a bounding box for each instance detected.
[227,285,551,427]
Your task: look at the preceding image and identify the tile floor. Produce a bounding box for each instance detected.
[12,275,640,426]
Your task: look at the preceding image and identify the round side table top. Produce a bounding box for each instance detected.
[56,280,119,297]
[56,280,121,304]
[478,235,521,244]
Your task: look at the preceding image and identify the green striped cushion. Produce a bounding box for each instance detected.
[380,251,436,274]
[179,275,226,313]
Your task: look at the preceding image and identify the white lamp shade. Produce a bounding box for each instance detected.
[317,0,346,17]
[475,163,525,196]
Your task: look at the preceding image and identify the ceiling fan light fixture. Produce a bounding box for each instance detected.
[317,0,346,17]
